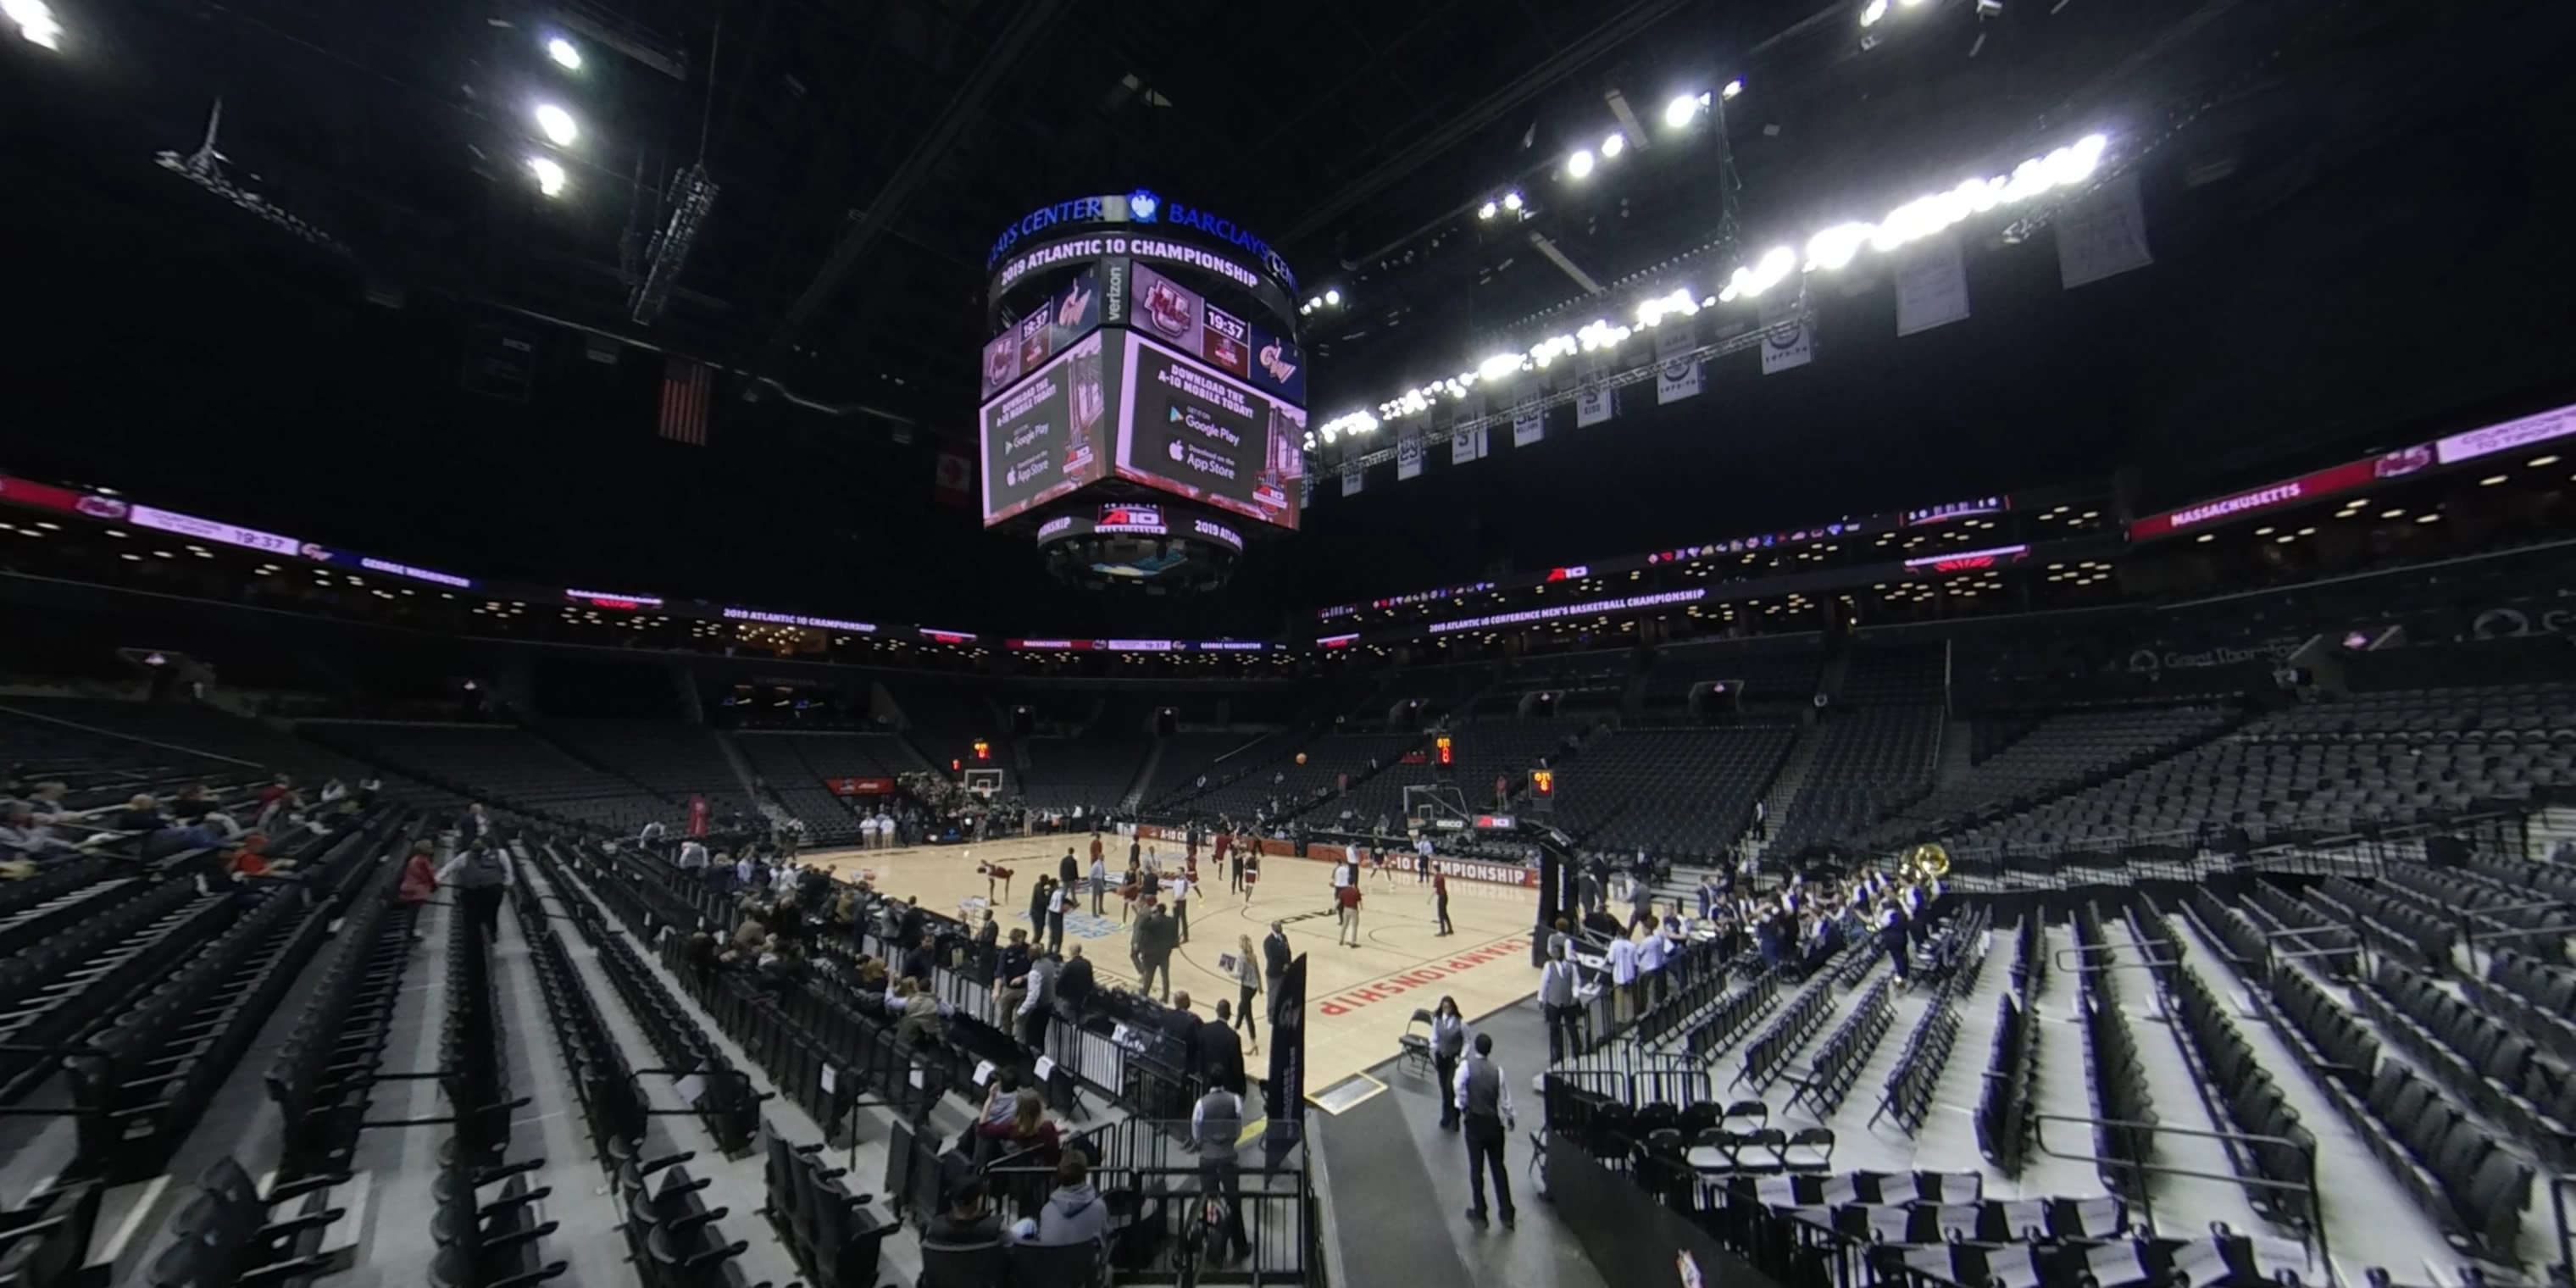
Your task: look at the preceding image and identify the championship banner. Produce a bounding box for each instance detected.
[2057,169,2152,289]
[1396,423,1425,480]
[1759,294,1814,375]
[1575,353,1614,426]
[1340,463,1364,497]
[1655,318,1702,403]
[1512,393,1545,447]
[1896,235,1970,336]
[1452,392,1485,464]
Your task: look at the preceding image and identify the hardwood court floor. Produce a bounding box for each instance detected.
[808,836,1543,1094]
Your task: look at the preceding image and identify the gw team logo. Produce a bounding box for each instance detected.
[1125,189,1160,222]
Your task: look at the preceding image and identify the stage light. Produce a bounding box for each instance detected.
[1601,131,1625,159]
[1324,288,1341,305]
[534,103,579,147]
[1477,353,1526,380]
[1663,93,1707,129]
[1502,190,1524,211]
[1805,222,1872,272]
[1566,149,1595,180]
[529,157,568,197]
[546,36,582,69]
[1722,79,1744,100]
[1307,297,1324,310]
[1477,201,1499,220]
[6,0,61,48]
[1860,0,1888,27]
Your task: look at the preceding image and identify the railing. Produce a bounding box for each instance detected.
[979,1118,1318,1285]
[2029,1111,2329,1278]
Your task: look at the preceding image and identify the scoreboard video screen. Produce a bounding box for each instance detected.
[979,330,1109,526]
[1113,329,1304,530]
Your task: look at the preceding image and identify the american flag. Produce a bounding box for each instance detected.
[659,357,711,444]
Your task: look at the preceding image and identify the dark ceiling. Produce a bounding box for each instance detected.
[1,0,2570,641]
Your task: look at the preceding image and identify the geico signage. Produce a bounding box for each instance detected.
[1430,857,1540,888]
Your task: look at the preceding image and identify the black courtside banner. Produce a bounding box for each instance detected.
[1265,955,1307,1157]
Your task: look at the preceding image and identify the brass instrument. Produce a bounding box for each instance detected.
[1899,842,1951,882]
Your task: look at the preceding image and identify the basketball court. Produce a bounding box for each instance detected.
[804,830,1545,1096]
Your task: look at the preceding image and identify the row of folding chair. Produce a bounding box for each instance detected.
[0,879,224,1105]
[0,1181,105,1288]
[427,865,566,1288]
[763,1130,895,1288]
[0,863,139,959]
[1975,917,2043,1175]
[1631,942,1738,1046]
[1872,1231,2307,1288]
[1785,976,1891,1118]
[2469,948,2576,1068]
[1720,1169,1990,1208]
[2071,905,2156,1202]
[1681,971,1779,1061]
[1874,964,1968,1135]
[2383,863,2574,965]
[143,1158,346,1287]
[71,858,348,1183]
[2244,885,2358,980]
[1734,973,1840,1092]
[2354,958,2576,1169]
[267,847,422,1180]
[2140,900,2318,1230]
[556,854,765,1156]
[1798,1195,2131,1248]
[2315,876,2456,970]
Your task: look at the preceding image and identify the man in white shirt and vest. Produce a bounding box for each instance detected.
[1539,942,1583,1062]
[1452,1032,1518,1229]
[1606,929,1641,1024]
[1635,912,1668,1009]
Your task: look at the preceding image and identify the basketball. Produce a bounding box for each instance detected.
[1296,752,1307,765]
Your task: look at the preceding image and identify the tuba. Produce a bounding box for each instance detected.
[1899,842,1951,883]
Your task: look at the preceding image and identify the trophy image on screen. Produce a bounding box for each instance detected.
[1064,336,1102,475]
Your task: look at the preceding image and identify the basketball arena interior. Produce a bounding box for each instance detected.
[3,3,2576,1287]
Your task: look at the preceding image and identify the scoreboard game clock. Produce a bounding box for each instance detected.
[974,191,1309,592]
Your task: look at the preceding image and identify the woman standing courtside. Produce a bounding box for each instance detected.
[1232,935,1263,1052]
[1430,996,1468,1130]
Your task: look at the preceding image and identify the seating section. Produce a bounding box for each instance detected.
[2070,904,2156,1202]
[1018,727,1152,814]
[304,722,669,834]
[737,730,923,842]
[4,697,459,808]
[1936,684,2576,862]
[1190,730,1425,824]
[1766,705,1944,855]
[1135,730,1269,805]
[1642,639,1824,708]
[549,719,755,820]
[1342,717,1582,824]
[1852,705,2235,850]
[1975,917,2042,1175]
[1556,724,1797,858]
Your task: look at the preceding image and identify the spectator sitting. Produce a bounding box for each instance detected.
[1,802,85,868]
[974,1087,1062,1165]
[108,794,168,834]
[1033,1152,1110,1247]
[925,1180,1013,1247]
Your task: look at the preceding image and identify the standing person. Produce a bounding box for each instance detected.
[1635,913,1668,1009]
[994,929,1032,1024]
[1169,867,1192,944]
[1240,849,1260,901]
[1577,865,1602,919]
[1120,860,1141,924]
[1329,853,1353,920]
[1128,835,1141,871]
[1199,1000,1247,1095]
[1430,997,1468,1130]
[1089,848,1108,916]
[1059,847,1080,891]
[436,841,514,942]
[1046,880,1069,954]
[1626,871,1654,934]
[1336,880,1363,947]
[1415,833,1435,884]
[1028,875,1052,943]
[1540,942,1582,1063]
[1262,921,1291,1026]
[1454,1033,1518,1229]
[1189,1068,1255,1263]
[1135,903,1177,1002]
[397,840,439,940]
[1876,897,1912,986]
[1218,829,1238,893]
[1230,935,1263,1051]
[1433,871,1454,936]
[1018,946,1060,1052]
[1606,927,1641,1024]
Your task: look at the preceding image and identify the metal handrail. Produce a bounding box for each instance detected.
[2029,1111,2331,1281]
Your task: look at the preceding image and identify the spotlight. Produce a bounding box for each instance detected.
[533,103,579,147]
[1860,0,1888,26]
[1477,201,1499,220]
[1324,288,1341,305]
[545,36,582,69]
[6,0,60,48]
[1566,149,1595,180]
[1721,79,1744,100]
[1601,131,1625,159]
[1502,190,1524,211]
[1307,297,1324,310]
[530,157,568,197]
[1663,93,1707,129]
